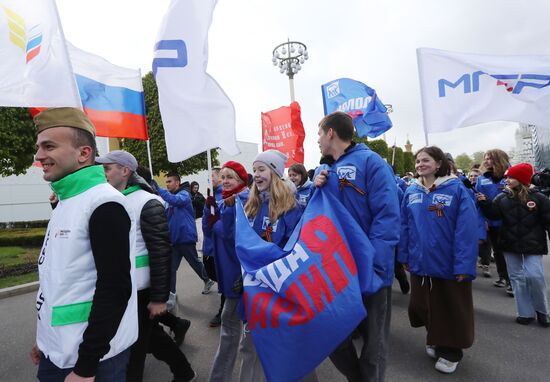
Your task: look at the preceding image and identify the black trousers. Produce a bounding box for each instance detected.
[148,323,194,379]
[487,226,508,280]
[127,289,153,382]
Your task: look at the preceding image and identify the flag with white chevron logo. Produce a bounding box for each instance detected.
[0,0,80,107]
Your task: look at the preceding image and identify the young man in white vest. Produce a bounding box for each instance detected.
[96,151,196,382]
[31,108,138,382]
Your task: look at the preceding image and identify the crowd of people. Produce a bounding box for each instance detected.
[30,107,550,382]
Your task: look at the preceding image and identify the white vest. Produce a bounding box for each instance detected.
[124,187,164,291]
[36,179,138,369]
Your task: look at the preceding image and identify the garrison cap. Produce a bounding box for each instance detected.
[34,107,95,137]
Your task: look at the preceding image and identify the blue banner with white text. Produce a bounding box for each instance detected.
[321,77,392,138]
[235,189,383,382]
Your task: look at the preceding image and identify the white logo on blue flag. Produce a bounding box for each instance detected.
[326,81,340,98]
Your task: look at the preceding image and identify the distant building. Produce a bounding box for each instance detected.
[512,124,535,166]
[404,135,413,153]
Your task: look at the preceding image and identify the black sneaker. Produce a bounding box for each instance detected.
[506,284,514,297]
[516,316,534,325]
[173,370,197,382]
[493,277,506,288]
[536,311,550,327]
[209,312,222,328]
[173,318,191,346]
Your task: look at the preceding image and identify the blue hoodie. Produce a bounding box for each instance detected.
[202,185,223,256]
[295,179,314,207]
[158,186,197,244]
[314,143,401,287]
[398,176,478,280]
[203,189,249,298]
[248,192,303,248]
[475,173,505,227]
[395,175,407,193]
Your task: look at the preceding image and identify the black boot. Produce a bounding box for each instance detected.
[536,311,550,327]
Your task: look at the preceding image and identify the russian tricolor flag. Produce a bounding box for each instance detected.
[68,42,148,140]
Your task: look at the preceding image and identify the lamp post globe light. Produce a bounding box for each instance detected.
[272,39,308,102]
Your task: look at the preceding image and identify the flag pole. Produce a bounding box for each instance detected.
[206,149,215,214]
[146,139,154,176]
[391,138,397,166]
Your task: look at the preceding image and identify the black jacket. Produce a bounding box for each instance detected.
[128,174,171,303]
[479,189,550,255]
[191,191,205,219]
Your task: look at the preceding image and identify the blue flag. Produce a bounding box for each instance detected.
[321,78,392,138]
[235,189,383,382]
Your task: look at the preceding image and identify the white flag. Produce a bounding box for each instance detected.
[417,48,550,134]
[154,0,239,162]
[0,0,80,107]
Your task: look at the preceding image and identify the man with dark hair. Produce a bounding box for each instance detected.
[314,111,400,382]
[31,108,137,381]
[154,172,214,309]
[96,151,195,382]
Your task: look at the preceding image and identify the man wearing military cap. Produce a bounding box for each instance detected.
[31,107,138,382]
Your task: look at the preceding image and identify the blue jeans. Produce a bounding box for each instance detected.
[209,297,242,382]
[37,348,130,381]
[171,243,209,292]
[504,252,549,318]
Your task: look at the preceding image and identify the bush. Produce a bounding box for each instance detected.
[0,220,49,229]
[0,228,46,247]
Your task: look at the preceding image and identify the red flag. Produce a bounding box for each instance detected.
[261,102,305,166]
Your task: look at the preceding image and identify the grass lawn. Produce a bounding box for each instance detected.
[0,272,38,289]
[0,246,40,267]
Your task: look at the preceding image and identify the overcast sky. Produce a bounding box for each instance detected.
[56,0,550,169]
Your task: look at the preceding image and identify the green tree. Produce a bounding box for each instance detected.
[472,151,485,166]
[455,153,473,171]
[389,146,405,175]
[0,107,35,176]
[366,139,389,159]
[122,71,218,176]
[403,151,415,173]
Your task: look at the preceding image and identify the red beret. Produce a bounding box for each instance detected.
[222,161,248,184]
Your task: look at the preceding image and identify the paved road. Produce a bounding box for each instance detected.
[1,257,550,382]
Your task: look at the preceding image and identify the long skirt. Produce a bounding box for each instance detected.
[408,274,474,349]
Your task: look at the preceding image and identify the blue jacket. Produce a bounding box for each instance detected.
[203,189,249,298]
[314,143,401,287]
[395,176,407,193]
[202,185,223,256]
[248,193,303,248]
[466,187,488,241]
[398,176,478,280]
[295,179,313,207]
[158,186,197,244]
[475,173,506,227]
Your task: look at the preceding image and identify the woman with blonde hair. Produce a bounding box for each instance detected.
[476,149,512,295]
[239,150,317,382]
[478,163,550,327]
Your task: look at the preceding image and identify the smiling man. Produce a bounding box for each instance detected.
[32,108,137,382]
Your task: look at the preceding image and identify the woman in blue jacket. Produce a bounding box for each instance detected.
[205,161,249,382]
[288,163,314,207]
[476,149,511,294]
[399,146,478,375]
[240,150,316,382]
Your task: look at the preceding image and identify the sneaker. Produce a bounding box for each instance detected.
[202,279,215,294]
[482,265,491,278]
[173,318,191,346]
[536,311,550,327]
[209,312,221,328]
[435,357,458,374]
[166,292,177,312]
[506,284,514,297]
[425,345,437,359]
[493,277,506,288]
[173,370,197,382]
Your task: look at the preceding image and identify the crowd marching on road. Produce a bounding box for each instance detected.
[27,108,550,382]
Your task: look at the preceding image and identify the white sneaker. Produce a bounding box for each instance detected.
[166,292,177,312]
[202,279,215,294]
[425,345,437,359]
[435,357,458,374]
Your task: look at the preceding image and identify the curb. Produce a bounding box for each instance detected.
[0,281,39,300]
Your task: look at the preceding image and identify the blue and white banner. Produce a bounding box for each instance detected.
[321,78,392,138]
[235,189,383,382]
[154,0,239,162]
[418,47,550,133]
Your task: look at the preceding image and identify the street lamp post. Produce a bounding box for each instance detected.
[271,39,309,102]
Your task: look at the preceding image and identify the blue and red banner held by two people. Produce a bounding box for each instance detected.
[321,78,392,138]
[235,189,383,382]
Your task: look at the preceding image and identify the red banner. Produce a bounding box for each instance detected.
[261,102,305,166]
